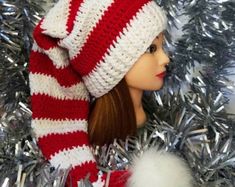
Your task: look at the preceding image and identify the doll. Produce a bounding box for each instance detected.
[88,32,170,145]
[29,0,193,186]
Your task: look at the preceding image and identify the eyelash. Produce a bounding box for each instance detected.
[146,44,157,53]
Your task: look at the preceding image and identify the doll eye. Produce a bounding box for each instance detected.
[146,44,157,53]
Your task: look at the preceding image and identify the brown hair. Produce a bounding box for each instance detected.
[88,78,137,146]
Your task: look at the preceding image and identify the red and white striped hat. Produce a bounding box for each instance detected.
[29,0,167,186]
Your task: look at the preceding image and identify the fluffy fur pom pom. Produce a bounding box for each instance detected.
[127,149,193,187]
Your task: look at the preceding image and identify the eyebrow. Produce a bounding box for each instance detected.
[153,35,165,44]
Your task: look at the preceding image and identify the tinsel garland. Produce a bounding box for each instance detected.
[158,0,235,95]
[0,0,235,187]
[0,1,69,186]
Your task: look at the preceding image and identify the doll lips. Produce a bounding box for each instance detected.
[156,71,166,78]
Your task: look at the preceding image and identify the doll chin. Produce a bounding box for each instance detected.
[127,148,194,187]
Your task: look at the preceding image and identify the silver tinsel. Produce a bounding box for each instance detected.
[0,0,235,187]
[158,0,235,96]
[0,0,69,186]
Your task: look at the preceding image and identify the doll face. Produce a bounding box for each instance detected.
[125,32,170,91]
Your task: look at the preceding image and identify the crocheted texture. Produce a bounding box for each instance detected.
[29,0,167,186]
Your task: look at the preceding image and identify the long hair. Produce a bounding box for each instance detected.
[88,78,137,146]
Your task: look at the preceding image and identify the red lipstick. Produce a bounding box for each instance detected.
[156,71,166,78]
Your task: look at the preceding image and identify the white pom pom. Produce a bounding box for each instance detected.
[127,149,193,187]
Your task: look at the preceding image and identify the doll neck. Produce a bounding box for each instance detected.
[128,87,147,128]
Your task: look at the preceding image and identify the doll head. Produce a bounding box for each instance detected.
[88,32,170,145]
[83,0,168,145]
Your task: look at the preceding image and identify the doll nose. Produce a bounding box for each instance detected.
[163,52,170,66]
[155,49,170,66]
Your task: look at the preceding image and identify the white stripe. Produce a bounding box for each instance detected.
[83,1,167,97]
[59,0,114,59]
[41,0,71,38]
[32,42,43,53]
[31,119,88,139]
[77,175,105,187]
[50,145,96,169]
[29,73,89,101]
[31,42,69,69]
[92,176,105,187]
[44,47,69,69]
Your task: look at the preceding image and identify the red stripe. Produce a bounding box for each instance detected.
[71,0,151,76]
[38,131,89,159]
[29,50,82,87]
[108,170,130,187]
[31,94,89,120]
[33,20,58,50]
[66,0,84,34]
[65,161,98,187]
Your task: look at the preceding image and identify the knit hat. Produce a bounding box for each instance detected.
[29,0,167,186]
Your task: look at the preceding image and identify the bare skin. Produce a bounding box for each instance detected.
[125,32,170,127]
